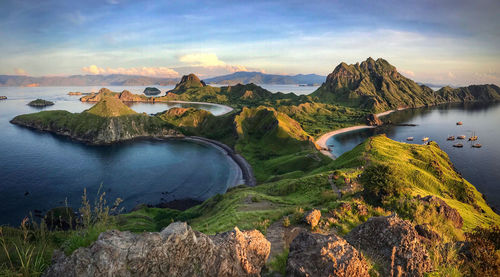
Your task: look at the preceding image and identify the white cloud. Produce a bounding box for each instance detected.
[399,69,415,77]
[81,65,179,78]
[179,53,226,67]
[14,68,28,75]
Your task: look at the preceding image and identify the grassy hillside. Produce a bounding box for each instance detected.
[84,96,137,117]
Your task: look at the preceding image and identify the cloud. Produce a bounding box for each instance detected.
[177,53,265,76]
[179,53,226,67]
[399,69,415,77]
[14,68,28,75]
[81,65,179,78]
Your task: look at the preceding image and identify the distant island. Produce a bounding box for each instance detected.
[27,99,54,107]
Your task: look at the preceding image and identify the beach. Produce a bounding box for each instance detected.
[316,109,401,159]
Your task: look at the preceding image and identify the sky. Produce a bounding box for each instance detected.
[0,0,499,86]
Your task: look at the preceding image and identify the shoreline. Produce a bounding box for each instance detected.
[315,108,403,159]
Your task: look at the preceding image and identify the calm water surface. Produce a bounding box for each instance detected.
[0,86,239,225]
[326,102,500,210]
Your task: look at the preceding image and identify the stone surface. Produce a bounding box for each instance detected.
[286,231,370,277]
[418,195,463,228]
[366,113,383,126]
[43,222,270,277]
[304,209,321,228]
[415,224,441,243]
[346,214,433,277]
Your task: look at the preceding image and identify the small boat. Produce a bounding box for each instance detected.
[457,135,466,139]
[456,121,463,125]
[453,143,463,148]
[447,136,455,141]
[472,143,482,148]
[406,137,414,141]
[422,137,429,142]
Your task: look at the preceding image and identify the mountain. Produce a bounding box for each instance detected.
[311,58,500,112]
[204,71,325,85]
[84,96,137,117]
[0,74,179,87]
[169,73,206,93]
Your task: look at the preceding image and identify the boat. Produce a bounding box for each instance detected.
[447,136,455,141]
[422,137,429,142]
[406,137,414,141]
[468,132,478,141]
[457,135,466,139]
[453,143,463,148]
[456,121,463,125]
[472,143,482,148]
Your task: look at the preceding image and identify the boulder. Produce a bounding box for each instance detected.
[43,222,270,277]
[346,214,432,277]
[286,231,370,277]
[304,209,321,228]
[143,87,161,96]
[365,113,382,126]
[418,195,463,228]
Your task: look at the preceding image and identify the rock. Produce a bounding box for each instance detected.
[143,87,161,96]
[418,195,463,228]
[304,209,321,228]
[28,99,54,107]
[43,222,270,277]
[346,214,432,277]
[366,113,383,126]
[415,224,441,243]
[286,231,370,277]
[68,92,82,96]
[0,96,7,100]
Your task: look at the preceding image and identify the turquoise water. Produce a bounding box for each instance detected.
[0,86,239,226]
[326,102,500,210]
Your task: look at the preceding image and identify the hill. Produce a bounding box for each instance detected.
[311,58,500,112]
[0,74,179,87]
[204,71,325,85]
[10,97,179,144]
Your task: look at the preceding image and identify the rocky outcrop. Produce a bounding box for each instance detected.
[44,222,270,277]
[366,113,382,126]
[418,195,463,228]
[143,87,161,96]
[28,99,54,107]
[286,231,370,277]
[304,209,321,229]
[346,214,432,277]
[67,92,83,96]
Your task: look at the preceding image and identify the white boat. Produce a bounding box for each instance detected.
[406,137,414,141]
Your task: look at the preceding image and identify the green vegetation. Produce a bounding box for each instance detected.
[84,96,137,117]
[27,99,54,107]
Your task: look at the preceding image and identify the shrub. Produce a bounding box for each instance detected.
[461,225,500,276]
[361,164,405,205]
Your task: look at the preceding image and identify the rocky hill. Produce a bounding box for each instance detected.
[311,58,500,112]
[11,96,180,144]
[204,71,325,85]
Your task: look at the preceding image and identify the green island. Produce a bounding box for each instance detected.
[27,99,54,107]
[3,58,500,276]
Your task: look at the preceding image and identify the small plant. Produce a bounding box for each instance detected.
[267,248,289,275]
[282,216,290,227]
[254,219,271,234]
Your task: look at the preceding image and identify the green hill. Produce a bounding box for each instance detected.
[311,58,500,112]
[84,96,137,117]
[169,74,206,93]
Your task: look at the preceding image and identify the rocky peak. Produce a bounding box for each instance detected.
[170,73,206,92]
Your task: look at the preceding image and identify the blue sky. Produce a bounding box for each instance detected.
[0,0,499,85]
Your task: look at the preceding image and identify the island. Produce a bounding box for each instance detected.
[67,91,83,96]
[8,58,500,277]
[143,87,161,95]
[27,99,54,107]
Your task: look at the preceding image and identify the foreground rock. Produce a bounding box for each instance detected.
[346,214,432,277]
[28,99,54,107]
[418,195,463,228]
[287,231,370,277]
[44,222,270,277]
[304,209,321,229]
[143,87,161,96]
